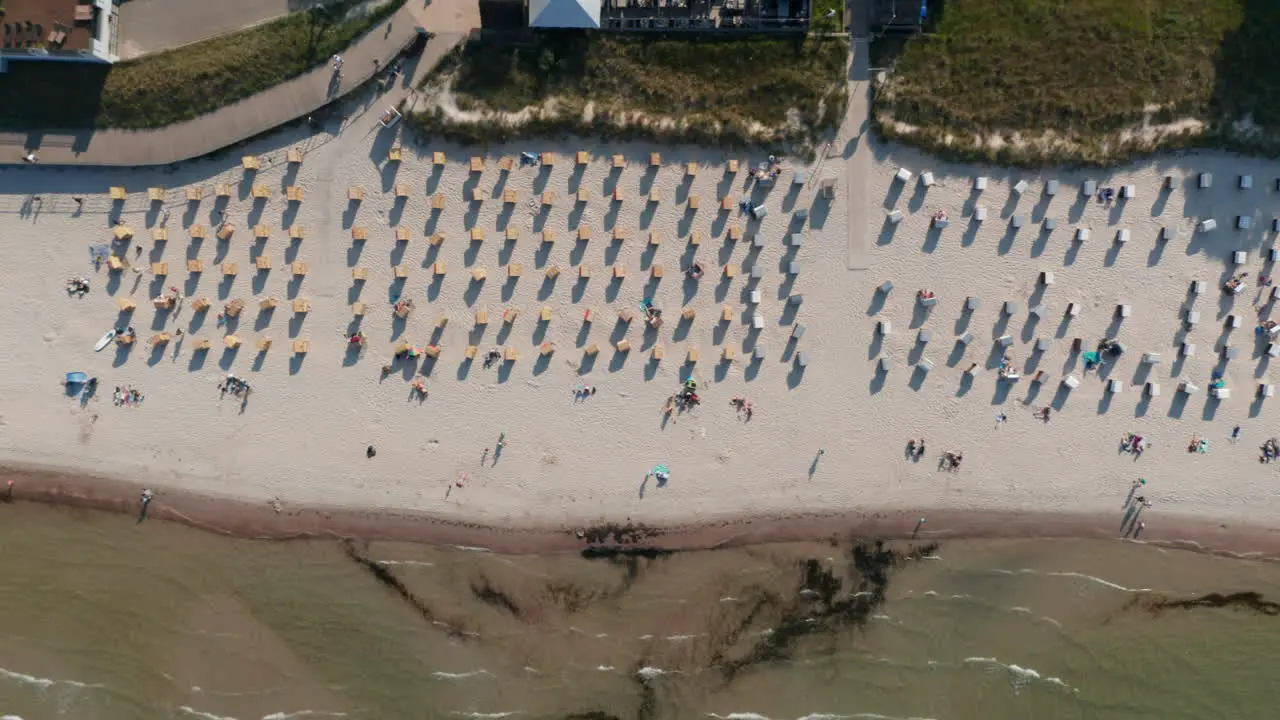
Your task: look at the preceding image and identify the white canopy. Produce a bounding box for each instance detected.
[529,0,601,28]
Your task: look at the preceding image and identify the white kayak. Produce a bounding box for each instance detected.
[94,329,117,351]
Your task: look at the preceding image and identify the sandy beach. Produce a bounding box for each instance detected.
[5,95,1280,541]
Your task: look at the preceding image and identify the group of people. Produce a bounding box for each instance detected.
[750,155,783,184]
[1224,272,1248,295]
[219,373,253,397]
[941,450,964,471]
[997,354,1021,380]
[730,395,755,419]
[113,385,144,407]
[1260,438,1280,463]
[1122,479,1150,538]
[664,380,701,414]
[1121,432,1149,456]
[66,277,90,297]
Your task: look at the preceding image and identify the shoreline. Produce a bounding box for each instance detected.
[7,464,1280,561]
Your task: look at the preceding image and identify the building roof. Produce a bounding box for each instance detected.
[529,0,601,28]
[2,0,97,53]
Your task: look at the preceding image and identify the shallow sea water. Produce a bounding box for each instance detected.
[1,504,1279,719]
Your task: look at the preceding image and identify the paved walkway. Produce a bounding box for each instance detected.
[0,5,468,167]
[843,0,872,271]
[117,0,295,60]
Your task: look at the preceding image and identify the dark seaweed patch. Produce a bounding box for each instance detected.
[580,546,675,596]
[1132,591,1280,616]
[544,581,596,613]
[580,546,674,560]
[580,522,663,545]
[720,540,938,680]
[470,574,526,620]
[340,539,470,640]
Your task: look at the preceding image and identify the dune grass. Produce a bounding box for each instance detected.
[875,0,1280,166]
[415,32,848,151]
[0,0,404,130]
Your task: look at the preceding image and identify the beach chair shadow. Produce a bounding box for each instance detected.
[1103,240,1124,267]
[533,353,551,376]
[786,362,806,388]
[997,226,1017,255]
[877,219,898,246]
[188,346,208,372]
[644,356,661,382]
[534,241,552,268]
[1096,392,1113,415]
[1202,396,1221,421]
[219,346,238,371]
[342,200,360,230]
[254,306,275,331]
[609,349,628,372]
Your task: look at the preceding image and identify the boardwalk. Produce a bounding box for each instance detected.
[0,7,464,168]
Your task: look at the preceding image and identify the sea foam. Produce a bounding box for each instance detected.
[0,665,99,691]
[963,657,1075,693]
[177,706,238,720]
[431,670,495,681]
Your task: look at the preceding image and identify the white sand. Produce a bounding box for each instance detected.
[4,109,1280,530]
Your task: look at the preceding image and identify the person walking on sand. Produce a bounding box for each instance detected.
[137,489,154,524]
[1232,425,1242,443]
[1125,478,1146,508]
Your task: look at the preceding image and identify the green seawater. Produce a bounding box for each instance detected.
[1,503,1279,719]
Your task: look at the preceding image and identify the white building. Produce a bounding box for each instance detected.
[529,0,601,28]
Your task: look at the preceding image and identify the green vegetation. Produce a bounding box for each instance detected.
[810,0,845,34]
[874,0,1280,166]
[413,32,848,151]
[0,0,404,130]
